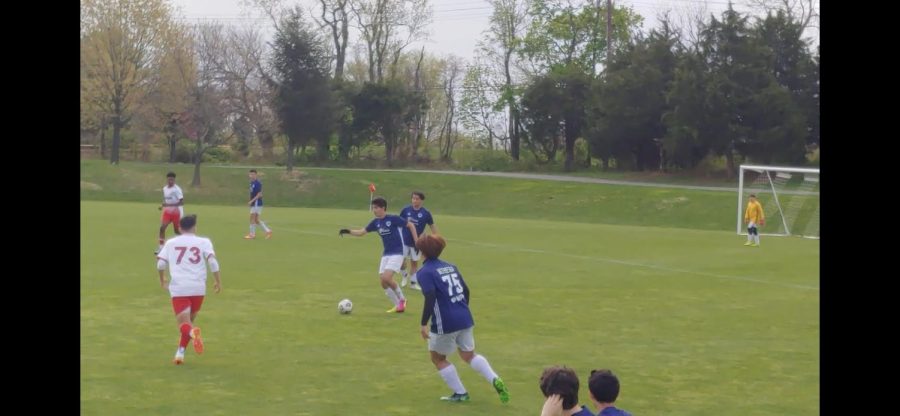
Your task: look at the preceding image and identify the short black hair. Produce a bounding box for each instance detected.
[588,369,621,403]
[249,169,257,173]
[166,172,176,178]
[411,191,425,200]
[749,193,757,198]
[179,214,197,230]
[371,197,387,209]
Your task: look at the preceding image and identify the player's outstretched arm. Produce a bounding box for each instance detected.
[339,228,366,237]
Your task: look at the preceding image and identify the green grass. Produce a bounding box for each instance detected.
[81,201,819,415]
[81,160,746,231]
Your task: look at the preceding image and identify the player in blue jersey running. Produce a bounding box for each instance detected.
[414,234,510,404]
[339,197,419,313]
[398,191,439,291]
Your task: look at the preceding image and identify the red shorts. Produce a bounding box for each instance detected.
[161,209,181,230]
[171,296,204,315]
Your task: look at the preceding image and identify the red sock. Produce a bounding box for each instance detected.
[179,323,192,348]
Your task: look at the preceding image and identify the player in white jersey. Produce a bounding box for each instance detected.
[156,171,184,254]
[156,214,221,365]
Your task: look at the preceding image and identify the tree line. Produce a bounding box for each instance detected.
[81,0,818,185]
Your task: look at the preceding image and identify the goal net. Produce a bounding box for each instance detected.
[737,165,819,239]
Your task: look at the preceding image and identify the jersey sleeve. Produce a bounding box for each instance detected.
[425,211,434,225]
[157,241,171,261]
[203,238,216,259]
[365,219,378,233]
[417,268,436,294]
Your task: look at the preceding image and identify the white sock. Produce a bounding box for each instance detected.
[754,234,760,244]
[401,269,408,278]
[469,354,499,383]
[385,288,400,306]
[176,346,185,355]
[439,364,467,394]
[393,286,405,301]
[260,221,270,232]
[411,272,418,284]
[250,224,256,234]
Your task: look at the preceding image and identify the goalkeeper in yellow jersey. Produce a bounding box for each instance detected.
[743,194,765,246]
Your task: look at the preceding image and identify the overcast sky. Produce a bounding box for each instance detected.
[169,0,818,61]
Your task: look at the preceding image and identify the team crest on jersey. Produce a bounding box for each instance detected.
[386,221,392,226]
[418,213,422,218]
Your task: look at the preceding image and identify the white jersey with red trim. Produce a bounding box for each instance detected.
[158,233,216,297]
[162,184,184,215]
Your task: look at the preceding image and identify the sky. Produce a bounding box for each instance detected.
[168,0,819,61]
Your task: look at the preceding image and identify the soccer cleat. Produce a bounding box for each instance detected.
[750,243,759,247]
[440,392,470,402]
[190,327,204,354]
[492,377,510,403]
[397,299,406,313]
[265,230,273,240]
[386,305,398,313]
[173,351,185,365]
[743,241,753,246]
[409,281,422,291]
[244,234,256,239]
[154,248,161,255]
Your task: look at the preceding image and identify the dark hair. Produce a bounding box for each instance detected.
[371,197,387,209]
[411,191,425,200]
[166,172,176,178]
[249,169,257,173]
[179,214,197,230]
[540,366,580,410]
[588,369,620,403]
[415,234,446,259]
[749,193,756,198]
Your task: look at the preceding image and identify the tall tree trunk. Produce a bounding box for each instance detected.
[98,119,107,159]
[110,118,122,165]
[192,149,203,187]
[564,124,576,171]
[725,149,735,179]
[169,136,178,163]
[286,141,296,172]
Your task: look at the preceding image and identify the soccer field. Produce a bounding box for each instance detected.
[80,200,819,415]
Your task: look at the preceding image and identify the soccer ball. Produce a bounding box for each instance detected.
[338,299,353,314]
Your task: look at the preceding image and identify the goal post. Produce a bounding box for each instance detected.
[737,164,820,239]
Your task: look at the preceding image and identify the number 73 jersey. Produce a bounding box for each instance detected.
[157,234,217,297]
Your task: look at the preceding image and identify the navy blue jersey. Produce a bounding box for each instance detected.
[571,406,595,416]
[365,215,410,255]
[399,205,434,246]
[250,180,263,206]
[598,407,631,416]
[417,258,474,334]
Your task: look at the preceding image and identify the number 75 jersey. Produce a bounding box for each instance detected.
[417,259,474,334]
[157,234,217,297]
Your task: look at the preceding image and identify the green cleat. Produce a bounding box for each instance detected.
[492,377,510,403]
[440,392,470,402]
[750,243,759,247]
[743,241,753,246]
